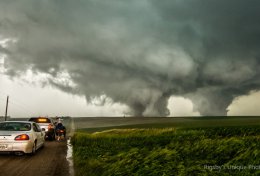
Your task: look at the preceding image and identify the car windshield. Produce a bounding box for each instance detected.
[29,118,51,123]
[0,122,31,131]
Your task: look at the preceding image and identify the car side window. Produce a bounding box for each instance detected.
[35,123,42,132]
[33,123,41,132]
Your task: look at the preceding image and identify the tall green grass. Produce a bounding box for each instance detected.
[71,127,260,176]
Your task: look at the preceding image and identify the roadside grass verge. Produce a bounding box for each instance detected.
[72,126,260,176]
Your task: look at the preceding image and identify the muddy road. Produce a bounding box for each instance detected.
[0,140,69,176]
[0,117,74,176]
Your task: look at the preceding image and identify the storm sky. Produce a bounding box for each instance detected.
[1,0,260,117]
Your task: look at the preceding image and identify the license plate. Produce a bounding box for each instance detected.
[0,144,8,149]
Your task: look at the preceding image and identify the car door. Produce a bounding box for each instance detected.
[32,123,44,148]
[35,123,45,145]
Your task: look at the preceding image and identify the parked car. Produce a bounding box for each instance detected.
[28,117,56,141]
[0,121,45,155]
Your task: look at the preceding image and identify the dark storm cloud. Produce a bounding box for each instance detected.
[0,0,260,116]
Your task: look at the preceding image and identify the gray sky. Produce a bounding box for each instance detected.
[1,0,260,117]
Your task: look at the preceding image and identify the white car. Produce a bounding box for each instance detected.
[28,117,56,141]
[0,121,45,155]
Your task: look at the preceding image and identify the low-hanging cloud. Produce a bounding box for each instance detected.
[0,0,260,116]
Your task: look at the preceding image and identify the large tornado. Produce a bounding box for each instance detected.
[1,0,260,116]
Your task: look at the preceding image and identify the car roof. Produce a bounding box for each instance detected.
[29,117,52,119]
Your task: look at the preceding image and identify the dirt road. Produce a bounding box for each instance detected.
[0,140,70,176]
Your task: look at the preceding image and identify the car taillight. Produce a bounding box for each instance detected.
[48,124,54,130]
[15,134,30,140]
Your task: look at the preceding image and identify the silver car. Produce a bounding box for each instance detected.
[0,121,45,155]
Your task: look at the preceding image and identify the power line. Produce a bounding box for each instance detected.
[0,97,6,102]
[0,92,35,116]
[8,101,34,114]
[9,99,34,113]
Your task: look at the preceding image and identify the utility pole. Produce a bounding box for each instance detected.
[4,96,9,121]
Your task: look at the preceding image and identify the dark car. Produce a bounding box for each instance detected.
[28,117,56,141]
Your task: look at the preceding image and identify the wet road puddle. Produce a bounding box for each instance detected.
[66,138,74,176]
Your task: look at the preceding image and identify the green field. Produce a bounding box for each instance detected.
[75,116,260,133]
[72,124,260,176]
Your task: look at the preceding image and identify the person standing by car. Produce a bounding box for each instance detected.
[55,121,66,141]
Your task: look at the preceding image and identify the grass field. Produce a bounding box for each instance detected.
[72,117,260,176]
[75,116,260,133]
